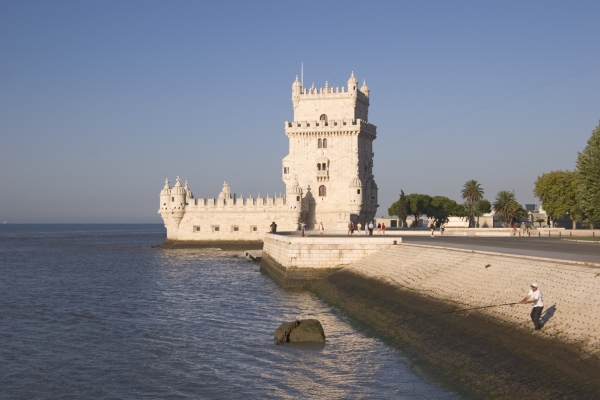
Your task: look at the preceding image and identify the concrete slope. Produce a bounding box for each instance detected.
[310,243,600,399]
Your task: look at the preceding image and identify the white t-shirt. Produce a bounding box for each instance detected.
[528,289,544,307]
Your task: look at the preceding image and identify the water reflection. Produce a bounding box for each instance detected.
[0,225,455,399]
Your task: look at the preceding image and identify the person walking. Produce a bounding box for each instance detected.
[440,222,445,236]
[364,223,368,235]
[270,221,277,234]
[376,222,381,235]
[300,221,306,237]
[381,222,386,235]
[357,222,362,234]
[348,221,354,236]
[368,221,374,236]
[520,282,544,330]
[319,222,324,237]
[430,221,435,237]
[512,222,517,236]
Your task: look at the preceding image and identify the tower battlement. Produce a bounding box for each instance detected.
[292,72,371,122]
[284,118,377,138]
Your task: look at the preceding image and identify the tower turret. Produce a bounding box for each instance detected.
[347,71,358,93]
[159,178,171,212]
[292,75,302,109]
[217,181,231,202]
[170,176,186,226]
[349,158,363,210]
[360,79,370,97]
[287,175,303,211]
[184,180,194,203]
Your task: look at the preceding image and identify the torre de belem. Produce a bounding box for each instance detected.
[159,72,378,241]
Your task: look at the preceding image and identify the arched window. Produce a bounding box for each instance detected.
[317,163,321,171]
[318,138,322,148]
[320,114,328,122]
[323,138,327,148]
[319,185,327,196]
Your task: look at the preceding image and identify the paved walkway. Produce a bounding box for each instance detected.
[401,236,600,264]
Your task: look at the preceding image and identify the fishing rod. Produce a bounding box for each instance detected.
[408,302,524,321]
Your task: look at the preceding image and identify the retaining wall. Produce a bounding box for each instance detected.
[260,234,399,288]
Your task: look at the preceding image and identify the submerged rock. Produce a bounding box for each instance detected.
[274,319,325,343]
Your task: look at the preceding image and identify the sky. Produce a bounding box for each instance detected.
[1,0,599,223]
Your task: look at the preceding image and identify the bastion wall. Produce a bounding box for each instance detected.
[260,233,399,288]
[161,196,300,241]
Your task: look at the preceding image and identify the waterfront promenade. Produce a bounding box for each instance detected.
[402,236,600,264]
[279,231,600,264]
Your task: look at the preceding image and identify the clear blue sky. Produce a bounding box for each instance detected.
[1,0,599,223]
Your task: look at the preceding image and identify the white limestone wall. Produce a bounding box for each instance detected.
[343,243,600,357]
[262,233,400,269]
[161,198,300,241]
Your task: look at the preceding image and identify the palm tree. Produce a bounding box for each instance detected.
[461,180,484,227]
[493,190,526,227]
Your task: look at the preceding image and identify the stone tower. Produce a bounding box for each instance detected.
[282,73,378,229]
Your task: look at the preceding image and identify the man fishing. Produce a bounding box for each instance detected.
[520,282,544,330]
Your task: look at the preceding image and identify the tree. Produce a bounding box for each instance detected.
[576,122,600,228]
[428,196,464,225]
[397,190,408,227]
[388,190,408,227]
[535,218,545,228]
[461,180,484,227]
[405,194,432,227]
[476,199,491,214]
[534,170,582,229]
[493,191,527,227]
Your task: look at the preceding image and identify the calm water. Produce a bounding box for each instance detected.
[0,224,454,399]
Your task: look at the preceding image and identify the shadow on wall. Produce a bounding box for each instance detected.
[302,188,316,230]
[540,304,557,327]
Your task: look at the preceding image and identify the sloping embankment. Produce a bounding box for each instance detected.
[310,243,600,399]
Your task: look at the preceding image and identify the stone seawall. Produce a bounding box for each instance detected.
[260,234,399,288]
[310,243,600,398]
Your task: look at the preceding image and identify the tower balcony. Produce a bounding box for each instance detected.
[284,118,377,138]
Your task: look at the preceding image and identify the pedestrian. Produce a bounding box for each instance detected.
[300,221,306,237]
[512,222,517,236]
[520,222,527,236]
[376,222,381,235]
[368,221,374,235]
[440,222,445,236]
[430,221,435,237]
[357,222,362,234]
[270,221,277,234]
[520,282,544,330]
[381,222,386,235]
[348,221,354,236]
[364,223,368,235]
[319,222,324,237]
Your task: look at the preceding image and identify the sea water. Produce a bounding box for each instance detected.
[0,224,455,399]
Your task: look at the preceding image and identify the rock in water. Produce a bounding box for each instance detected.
[274,319,325,343]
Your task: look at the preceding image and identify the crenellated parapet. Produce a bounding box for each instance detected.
[284,118,377,138]
[188,195,292,211]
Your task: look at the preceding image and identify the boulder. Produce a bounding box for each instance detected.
[274,319,325,343]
